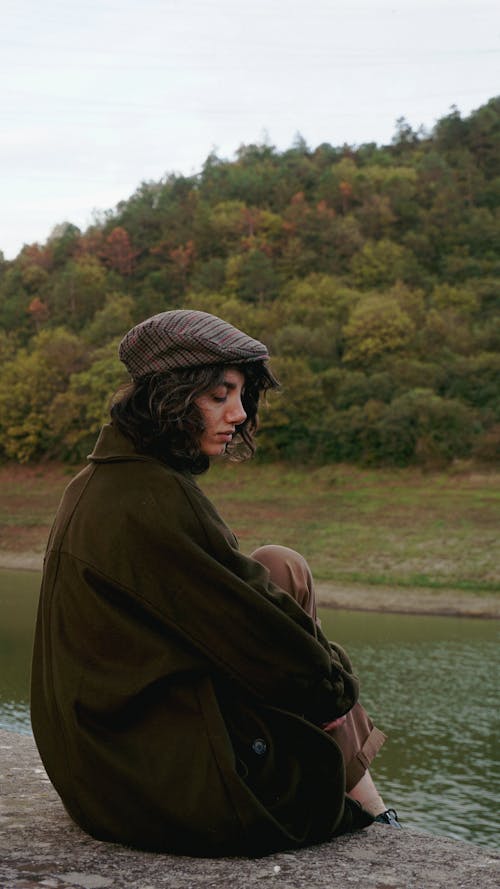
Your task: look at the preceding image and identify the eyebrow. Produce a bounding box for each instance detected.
[219,377,244,394]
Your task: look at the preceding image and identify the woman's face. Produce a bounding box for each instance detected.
[195,368,247,456]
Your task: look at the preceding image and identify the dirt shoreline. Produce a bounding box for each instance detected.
[1,549,498,619]
[315,581,500,619]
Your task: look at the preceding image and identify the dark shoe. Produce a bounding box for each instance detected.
[374,808,402,828]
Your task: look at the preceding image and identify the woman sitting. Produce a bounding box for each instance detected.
[31,309,398,857]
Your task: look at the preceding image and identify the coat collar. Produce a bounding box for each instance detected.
[88,425,200,490]
[88,424,160,465]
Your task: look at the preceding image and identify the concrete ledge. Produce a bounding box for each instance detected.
[1,729,498,889]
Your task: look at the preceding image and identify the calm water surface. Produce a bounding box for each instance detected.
[1,568,498,850]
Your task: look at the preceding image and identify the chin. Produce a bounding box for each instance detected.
[201,444,227,457]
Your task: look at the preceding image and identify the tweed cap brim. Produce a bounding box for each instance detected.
[119,309,269,379]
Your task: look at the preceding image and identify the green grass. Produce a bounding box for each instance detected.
[199,460,500,593]
[1,459,499,594]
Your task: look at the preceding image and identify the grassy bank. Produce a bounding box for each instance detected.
[201,461,500,593]
[1,459,499,597]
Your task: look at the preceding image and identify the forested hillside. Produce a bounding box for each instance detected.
[1,99,499,465]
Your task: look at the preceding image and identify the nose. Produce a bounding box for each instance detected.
[226,396,247,426]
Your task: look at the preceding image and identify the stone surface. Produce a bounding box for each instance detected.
[0,729,498,889]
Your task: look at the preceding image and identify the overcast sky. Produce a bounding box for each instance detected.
[1,0,499,259]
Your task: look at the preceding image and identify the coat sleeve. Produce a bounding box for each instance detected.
[109,472,359,726]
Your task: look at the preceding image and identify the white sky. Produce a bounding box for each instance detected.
[1,0,499,259]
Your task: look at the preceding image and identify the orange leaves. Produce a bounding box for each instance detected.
[20,243,54,271]
[339,180,353,213]
[99,227,139,275]
[27,297,50,330]
[169,240,196,272]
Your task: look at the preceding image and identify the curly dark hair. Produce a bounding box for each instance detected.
[110,361,279,473]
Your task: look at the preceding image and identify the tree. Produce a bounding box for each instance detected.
[48,257,111,329]
[82,293,135,346]
[0,99,498,465]
[0,328,88,461]
[438,353,500,416]
[350,239,421,288]
[0,265,33,336]
[342,294,415,366]
[235,250,281,303]
[168,241,196,293]
[0,330,17,366]
[18,242,53,271]
[418,307,474,357]
[431,283,478,315]
[256,357,331,460]
[321,368,394,410]
[191,257,227,293]
[376,389,477,466]
[27,297,50,332]
[392,116,425,155]
[273,321,340,368]
[48,344,127,460]
[100,227,139,275]
[356,194,396,239]
[47,222,81,266]
[208,200,248,246]
[20,264,49,295]
[317,157,359,213]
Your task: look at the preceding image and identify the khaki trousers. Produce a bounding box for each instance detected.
[251,544,386,792]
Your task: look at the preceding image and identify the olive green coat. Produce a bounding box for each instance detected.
[31,425,372,856]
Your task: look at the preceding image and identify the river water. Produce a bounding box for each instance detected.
[1,568,498,850]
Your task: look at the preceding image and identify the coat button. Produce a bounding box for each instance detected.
[252,738,267,756]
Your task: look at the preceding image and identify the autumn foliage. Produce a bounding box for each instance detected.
[0,98,499,464]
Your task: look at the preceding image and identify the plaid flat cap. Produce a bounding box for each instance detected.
[119,309,269,379]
